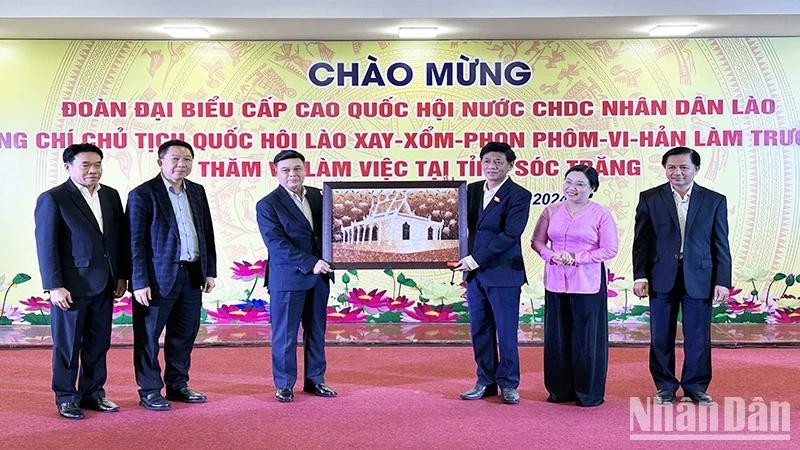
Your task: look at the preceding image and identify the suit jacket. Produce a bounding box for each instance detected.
[633,182,732,298]
[465,179,532,287]
[127,175,217,297]
[34,179,130,297]
[256,185,330,292]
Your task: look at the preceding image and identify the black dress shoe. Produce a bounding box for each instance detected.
[501,387,520,405]
[655,390,676,404]
[139,393,171,411]
[57,402,84,420]
[166,387,208,403]
[685,391,714,405]
[303,383,337,397]
[275,388,294,403]
[80,397,120,412]
[459,383,498,400]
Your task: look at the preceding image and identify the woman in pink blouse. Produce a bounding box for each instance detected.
[531,164,618,407]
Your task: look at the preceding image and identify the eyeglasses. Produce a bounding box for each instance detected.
[564,180,589,189]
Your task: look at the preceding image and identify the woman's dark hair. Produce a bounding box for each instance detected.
[564,164,599,198]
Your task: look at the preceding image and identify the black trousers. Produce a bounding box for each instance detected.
[269,277,330,389]
[133,262,203,397]
[50,283,113,404]
[543,270,608,406]
[649,261,712,396]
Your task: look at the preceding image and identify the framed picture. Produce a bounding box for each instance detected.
[322,181,468,269]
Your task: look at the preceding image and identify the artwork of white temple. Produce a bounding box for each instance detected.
[340,191,446,253]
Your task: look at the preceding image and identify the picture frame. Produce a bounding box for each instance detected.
[322,181,468,269]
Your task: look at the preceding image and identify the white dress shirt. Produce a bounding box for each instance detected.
[283,186,314,230]
[671,183,693,255]
[77,183,103,233]
[464,176,510,270]
[635,182,694,284]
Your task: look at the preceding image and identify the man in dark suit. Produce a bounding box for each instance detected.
[454,142,532,405]
[256,149,335,403]
[633,146,732,406]
[127,139,217,410]
[34,143,129,419]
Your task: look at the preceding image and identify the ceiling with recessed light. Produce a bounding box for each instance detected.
[1,0,799,40]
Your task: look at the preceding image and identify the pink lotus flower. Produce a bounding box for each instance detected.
[326,306,367,323]
[402,304,459,322]
[347,288,391,314]
[19,296,51,312]
[207,304,269,323]
[0,306,23,323]
[387,295,414,311]
[768,307,800,324]
[113,296,133,318]
[726,298,761,316]
[230,260,267,281]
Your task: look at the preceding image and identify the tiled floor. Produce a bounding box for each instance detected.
[1,323,799,348]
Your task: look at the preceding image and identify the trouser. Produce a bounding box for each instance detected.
[543,268,608,406]
[269,277,330,389]
[649,261,713,396]
[466,278,522,389]
[133,262,203,396]
[51,283,114,404]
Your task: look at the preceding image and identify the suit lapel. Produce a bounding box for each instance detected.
[185,180,206,237]
[65,180,102,235]
[276,186,313,232]
[685,184,704,235]
[306,188,322,232]
[152,175,181,239]
[657,183,681,230]
[477,179,512,227]
[469,181,483,226]
[98,186,115,233]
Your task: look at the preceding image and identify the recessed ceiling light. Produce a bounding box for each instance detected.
[163,26,211,39]
[398,27,438,39]
[649,24,698,37]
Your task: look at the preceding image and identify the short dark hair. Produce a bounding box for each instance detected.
[273,149,306,165]
[62,143,103,164]
[158,139,194,159]
[565,164,599,197]
[661,146,700,168]
[479,142,516,164]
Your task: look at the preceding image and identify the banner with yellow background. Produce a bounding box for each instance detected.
[1,38,799,326]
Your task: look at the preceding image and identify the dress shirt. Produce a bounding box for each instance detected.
[161,175,200,262]
[464,176,511,270]
[671,183,693,255]
[76,182,103,233]
[633,183,693,284]
[282,185,314,230]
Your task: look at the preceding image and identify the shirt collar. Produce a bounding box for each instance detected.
[75,181,101,196]
[670,182,694,201]
[484,176,509,195]
[161,173,185,194]
[281,185,306,202]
